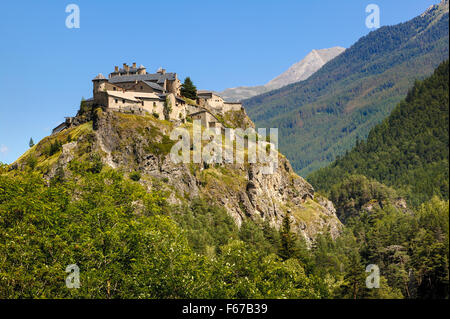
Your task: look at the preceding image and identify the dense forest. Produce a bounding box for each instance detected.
[1,137,448,299]
[304,60,450,299]
[309,60,449,207]
[244,3,449,176]
[0,164,318,298]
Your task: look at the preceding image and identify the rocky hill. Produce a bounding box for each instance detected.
[219,47,345,102]
[11,106,342,244]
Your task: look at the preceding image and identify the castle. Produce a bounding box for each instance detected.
[52,63,242,134]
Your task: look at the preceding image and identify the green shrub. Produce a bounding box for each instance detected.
[26,156,38,169]
[87,153,103,174]
[46,140,62,156]
[129,171,141,181]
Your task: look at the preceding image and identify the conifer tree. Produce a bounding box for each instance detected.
[29,138,34,148]
[279,214,297,260]
[181,77,197,100]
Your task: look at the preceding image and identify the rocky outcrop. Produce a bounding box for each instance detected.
[14,109,342,245]
[91,110,341,243]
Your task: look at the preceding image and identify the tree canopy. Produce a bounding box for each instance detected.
[309,60,449,207]
[181,77,197,100]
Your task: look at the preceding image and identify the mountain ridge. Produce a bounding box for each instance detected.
[219,47,345,102]
[264,47,346,90]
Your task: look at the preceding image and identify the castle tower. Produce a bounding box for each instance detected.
[92,73,107,98]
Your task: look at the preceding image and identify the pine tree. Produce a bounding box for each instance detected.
[29,138,34,148]
[181,77,197,100]
[337,251,366,299]
[279,214,297,260]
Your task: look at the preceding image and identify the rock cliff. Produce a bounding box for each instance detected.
[12,108,342,244]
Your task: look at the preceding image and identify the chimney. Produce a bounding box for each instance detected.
[114,66,119,72]
[123,63,129,71]
[161,68,166,74]
[132,62,137,68]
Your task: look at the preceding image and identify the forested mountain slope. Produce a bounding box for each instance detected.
[243,0,449,176]
[309,60,449,207]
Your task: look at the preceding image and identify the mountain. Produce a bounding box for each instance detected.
[219,47,345,102]
[265,47,346,90]
[308,60,449,207]
[243,0,449,176]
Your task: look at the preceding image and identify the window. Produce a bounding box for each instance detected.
[113,87,116,91]
[140,86,143,90]
[115,99,118,103]
[122,99,125,103]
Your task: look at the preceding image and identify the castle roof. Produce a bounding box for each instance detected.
[93,73,106,81]
[118,67,139,74]
[109,73,177,85]
[197,90,223,98]
[142,81,165,92]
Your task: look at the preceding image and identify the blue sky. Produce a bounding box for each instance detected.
[0,0,439,164]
